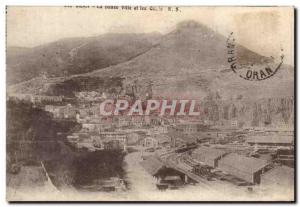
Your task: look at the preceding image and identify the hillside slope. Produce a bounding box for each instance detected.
[85,20,293,99]
[8,20,294,100]
[7,33,161,85]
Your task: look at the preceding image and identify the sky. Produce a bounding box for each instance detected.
[6,6,294,64]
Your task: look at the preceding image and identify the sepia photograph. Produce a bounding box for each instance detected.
[5,6,295,202]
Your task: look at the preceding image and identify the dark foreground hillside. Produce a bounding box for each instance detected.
[6,100,126,190]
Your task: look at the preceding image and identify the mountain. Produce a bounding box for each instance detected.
[6,33,161,85]
[83,20,293,99]
[7,20,294,101]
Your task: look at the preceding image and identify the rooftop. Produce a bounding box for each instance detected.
[140,156,165,176]
[192,147,227,160]
[166,131,199,143]
[218,153,268,173]
[246,135,293,144]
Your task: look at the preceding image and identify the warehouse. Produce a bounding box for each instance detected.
[191,147,227,168]
[246,135,293,147]
[218,153,268,184]
[140,156,186,183]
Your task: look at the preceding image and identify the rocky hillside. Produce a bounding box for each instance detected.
[84,20,293,100]
[8,20,294,101]
[7,33,161,85]
[200,92,294,128]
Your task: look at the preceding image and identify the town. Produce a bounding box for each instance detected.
[7,82,294,195]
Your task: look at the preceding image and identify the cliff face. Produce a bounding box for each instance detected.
[200,93,294,128]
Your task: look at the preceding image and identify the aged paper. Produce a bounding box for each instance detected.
[6,6,294,201]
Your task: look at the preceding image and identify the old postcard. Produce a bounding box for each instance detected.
[6,6,294,202]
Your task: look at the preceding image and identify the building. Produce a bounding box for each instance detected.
[131,116,145,127]
[246,135,294,147]
[160,175,183,188]
[156,134,171,147]
[82,122,110,132]
[9,94,63,104]
[173,123,203,134]
[142,136,158,148]
[231,120,238,128]
[167,131,184,148]
[191,147,227,168]
[117,117,131,127]
[67,130,128,151]
[66,135,79,143]
[126,132,141,145]
[89,135,102,149]
[218,153,268,184]
[103,139,126,151]
[167,131,199,148]
[76,139,95,151]
[82,123,96,131]
[8,93,32,102]
[140,156,165,176]
[150,126,168,134]
[273,148,294,168]
[44,104,76,119]
[142,134,171,148]
[100,131,127,140]
[140,156,187,186]
[99,132,128,151]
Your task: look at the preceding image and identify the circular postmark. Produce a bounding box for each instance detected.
[226,32,284,81]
